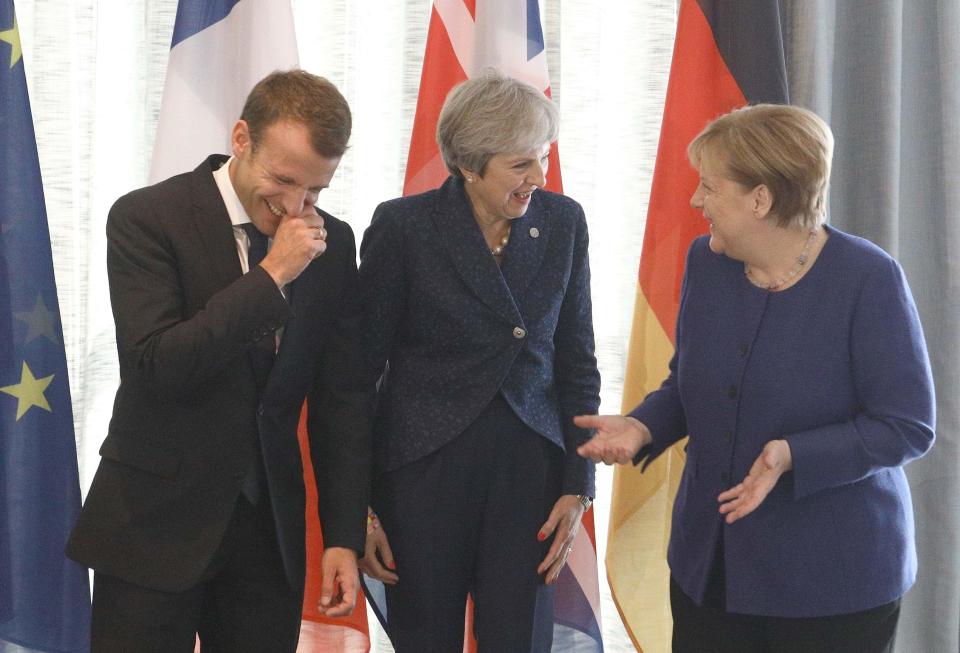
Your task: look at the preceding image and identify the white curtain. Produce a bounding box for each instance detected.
[16,0,679,649]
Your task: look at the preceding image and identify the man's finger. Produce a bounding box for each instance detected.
[338,572,357,607]
[300,211,325,225]
[321,590,352,616]
[318,567,335,608]
[320,573,357,617]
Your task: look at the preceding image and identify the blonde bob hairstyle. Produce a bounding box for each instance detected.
[687,104,834,229]
[437,69,559,179]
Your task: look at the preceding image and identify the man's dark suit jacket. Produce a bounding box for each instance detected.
[359,175,600,497]
[67,155,372,593]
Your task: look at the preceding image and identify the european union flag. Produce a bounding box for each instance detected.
[1,1,91,651]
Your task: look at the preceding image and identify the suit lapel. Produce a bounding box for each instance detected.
[430,177,521,325]
[500,194,549,299]
[188,156,271,388]
[190,156,244,289]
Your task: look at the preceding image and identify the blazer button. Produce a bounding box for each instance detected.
[738,344,749,357]
[513,327,526,339]
[723,430,733,442]
[529,227,540,238]
[727,385,738,399]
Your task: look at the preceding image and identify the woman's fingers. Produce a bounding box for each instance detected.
[359,523,399,584]
[537,496,582,579]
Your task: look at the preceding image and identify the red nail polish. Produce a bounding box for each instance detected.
[537,532,546,541]
[387,561,396,570]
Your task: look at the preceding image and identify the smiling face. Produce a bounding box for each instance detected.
[690,150,767,258]
[461,143,550,225]
[229,119,341,237]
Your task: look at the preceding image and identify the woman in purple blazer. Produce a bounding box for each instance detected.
[578,104,935,653]
[357,71,600,652]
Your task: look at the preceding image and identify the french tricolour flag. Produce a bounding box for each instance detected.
[150,2,370,651]
[149,0,298,183]
[376,1,603,650]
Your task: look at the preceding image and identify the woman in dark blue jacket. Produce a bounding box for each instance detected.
[578,104,935,653]
[357,71,601,652]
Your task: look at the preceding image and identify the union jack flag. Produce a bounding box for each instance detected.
[404,0,562,197]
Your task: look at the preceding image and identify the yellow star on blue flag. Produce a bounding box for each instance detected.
[0,360,53,420]
[0,10,20,68]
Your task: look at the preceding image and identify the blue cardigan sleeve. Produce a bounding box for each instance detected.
[786,256,935,499]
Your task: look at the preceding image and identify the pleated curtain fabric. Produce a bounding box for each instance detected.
[782,2,960,651]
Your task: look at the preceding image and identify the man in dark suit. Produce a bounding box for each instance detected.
[66,70,372,652]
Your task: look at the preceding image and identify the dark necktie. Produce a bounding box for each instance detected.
[240,222,273,504]
[240,223,275,388]
[241,222,268,269]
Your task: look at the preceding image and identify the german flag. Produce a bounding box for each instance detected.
[607,1,788,649]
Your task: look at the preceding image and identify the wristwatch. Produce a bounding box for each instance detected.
[577,494,593,511]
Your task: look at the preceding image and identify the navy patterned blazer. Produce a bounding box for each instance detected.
[359,176,600,496]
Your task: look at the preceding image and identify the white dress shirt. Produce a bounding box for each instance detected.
[212,157,285,348]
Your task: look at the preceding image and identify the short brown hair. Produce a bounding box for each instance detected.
[241,69,352,158]
[688,104,833,228]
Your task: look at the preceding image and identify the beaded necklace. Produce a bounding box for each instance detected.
[744,228,818,291]
[490,225,511,256]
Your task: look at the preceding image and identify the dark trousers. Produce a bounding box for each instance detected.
[377,394,562,653]
[90,495,302,653]
[671,576,901,653]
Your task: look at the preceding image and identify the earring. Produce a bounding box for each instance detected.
[466,176,474,183]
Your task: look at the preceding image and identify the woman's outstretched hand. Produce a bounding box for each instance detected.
[718,439,793,523]
[574,415,652,465]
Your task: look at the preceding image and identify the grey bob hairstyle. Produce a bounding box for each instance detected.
[437,69,559,178]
